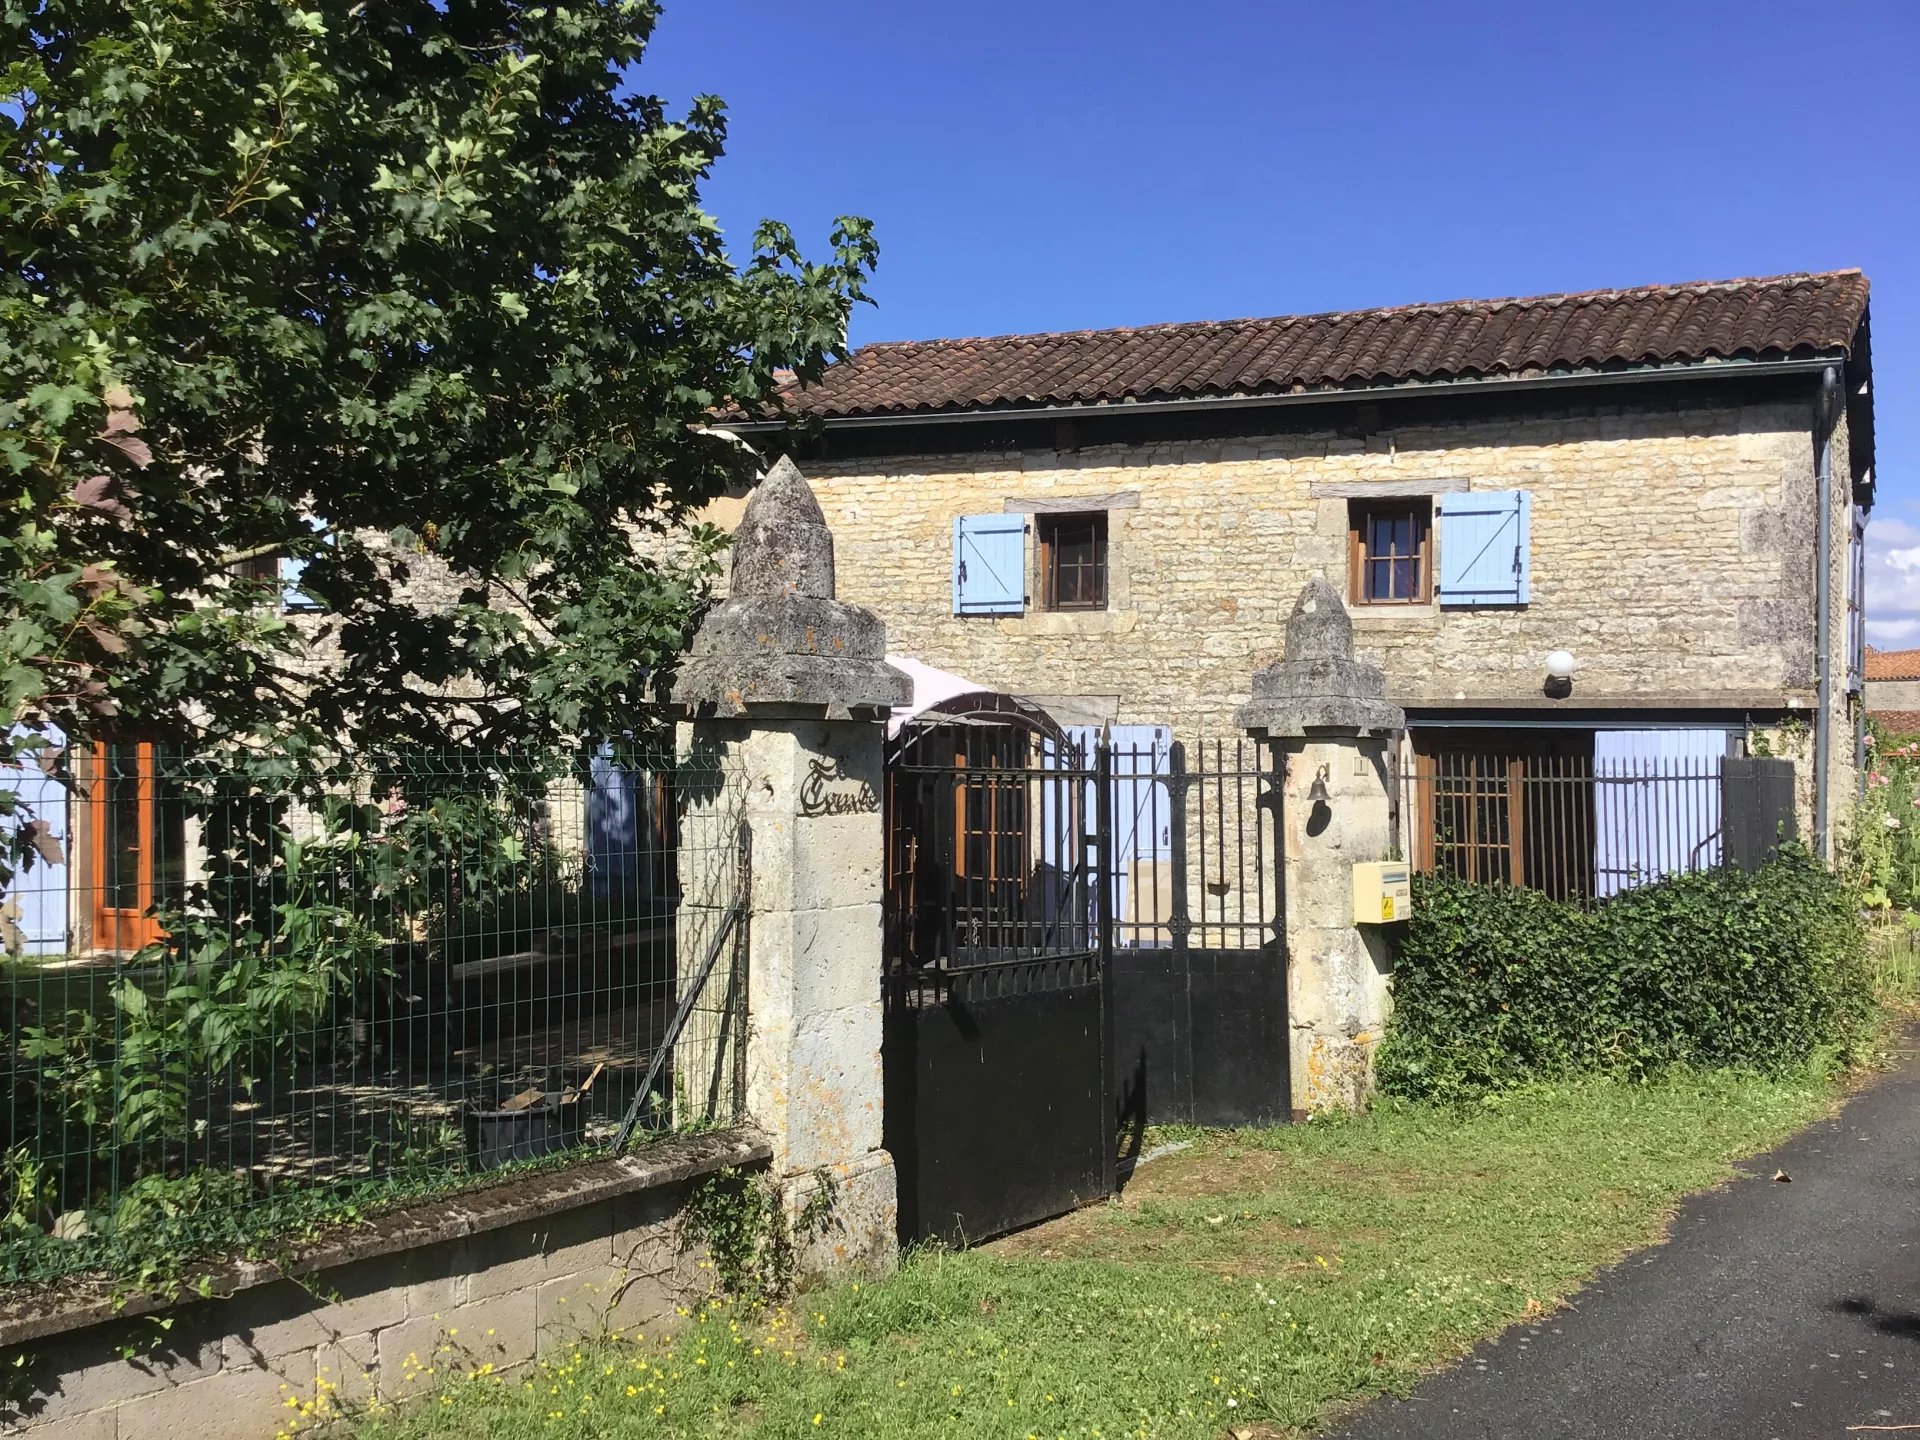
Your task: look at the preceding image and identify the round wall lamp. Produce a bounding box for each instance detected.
[1544,650,1576,699]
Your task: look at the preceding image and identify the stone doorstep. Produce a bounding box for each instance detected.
[0,1128,773,1352]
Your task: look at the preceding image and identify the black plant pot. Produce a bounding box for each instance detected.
[462,1093,584,1171]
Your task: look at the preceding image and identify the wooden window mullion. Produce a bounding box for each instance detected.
[1506,756,1525,886]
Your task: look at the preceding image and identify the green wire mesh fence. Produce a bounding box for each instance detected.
[0,742,750,1285]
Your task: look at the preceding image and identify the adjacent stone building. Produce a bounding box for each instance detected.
[717,271,1877,873]
[1866,647,1920,736]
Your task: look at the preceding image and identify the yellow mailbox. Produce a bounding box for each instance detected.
[1353,861,1412,924]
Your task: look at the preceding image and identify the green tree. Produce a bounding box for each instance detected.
[0,0,873,823]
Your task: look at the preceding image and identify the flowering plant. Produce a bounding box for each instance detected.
[1854,719,1920,908]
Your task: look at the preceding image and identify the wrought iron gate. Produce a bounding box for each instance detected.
[1107,735,1290,1139]
[882,720,1114,1246]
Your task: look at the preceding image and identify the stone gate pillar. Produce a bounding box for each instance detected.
[670,456,911,1276]
[1236,578,1405,1114]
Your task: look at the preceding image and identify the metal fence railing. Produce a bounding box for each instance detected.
[0,743,747,1284]
[1108,735,1279,955]
[1398,752,1729,907]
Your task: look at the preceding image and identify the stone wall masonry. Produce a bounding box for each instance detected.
[1869,680,1920,711]
[1277,735,1396,1113]
[0,1134,769,1440]
[673,717,898,1279]
[777,399,1830,742]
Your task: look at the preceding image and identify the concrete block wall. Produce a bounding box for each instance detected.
[1,1144,765,1440]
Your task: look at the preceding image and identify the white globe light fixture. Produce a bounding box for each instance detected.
[1545,650,1577,681]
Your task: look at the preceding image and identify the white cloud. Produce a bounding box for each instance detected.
[1866,516,1920,650]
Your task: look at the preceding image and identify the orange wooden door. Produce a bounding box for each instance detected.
[90,741,170,951]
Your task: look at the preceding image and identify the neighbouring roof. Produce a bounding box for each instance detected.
[775,270,1870,420]
[1872,711,1920,739]
[1867,648,1920,682]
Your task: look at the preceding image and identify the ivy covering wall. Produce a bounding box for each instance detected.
[1378,847,1874,1102]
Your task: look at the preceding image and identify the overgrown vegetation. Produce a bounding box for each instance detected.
[1868,917,1920,1012]
[1854,723,1920,911]
[681,1167,837,1304]
[0,748,704,1288]
[1,0,858,1291]
[1,1122,602,1296]
[1378,846,1874,1102]
[348,1071,1835,1440]
[1,1,876,810]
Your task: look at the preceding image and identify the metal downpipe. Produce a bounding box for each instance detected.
[1815,365,1839,859]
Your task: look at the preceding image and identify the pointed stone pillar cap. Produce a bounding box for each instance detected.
[670,457,911,719]
[1235,578,1405,737]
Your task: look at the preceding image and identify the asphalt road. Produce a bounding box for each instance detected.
[1332,1034,1920,1440]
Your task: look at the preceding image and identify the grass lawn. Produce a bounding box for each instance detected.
[341,1068,1842,1440]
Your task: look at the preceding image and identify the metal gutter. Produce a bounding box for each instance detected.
[1815,365,1840,858]
[721,354,1843,433]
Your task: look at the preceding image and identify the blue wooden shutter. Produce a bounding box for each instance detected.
[1107,725,1172,864]
[952,514,1025,615]
[587,742,640,897]
[1593,729,1730,896]
[1437,490,1530,607]
[1,725,69,954]
[1038,728,1096,935]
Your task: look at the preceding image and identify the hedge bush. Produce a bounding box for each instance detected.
[1376,845,1874,1102]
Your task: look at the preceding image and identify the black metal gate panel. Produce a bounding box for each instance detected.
[1108,737,1289,1136]
[882,723,1114,1246]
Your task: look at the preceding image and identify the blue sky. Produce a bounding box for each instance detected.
[637,1,1919,642]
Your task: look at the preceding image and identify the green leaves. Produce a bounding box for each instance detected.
[1,0,876,769]
[1377,847,1875,1103]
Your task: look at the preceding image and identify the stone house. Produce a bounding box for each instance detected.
[2,534,639,957]
[1865,647,1920,737]
[716,270,1877,883]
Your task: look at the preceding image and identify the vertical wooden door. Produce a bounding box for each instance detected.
[90,741,173,951]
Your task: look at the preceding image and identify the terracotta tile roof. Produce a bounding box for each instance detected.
[777,270,1869,420]
[1867,648,1920,682]
[1871,711,1920,738]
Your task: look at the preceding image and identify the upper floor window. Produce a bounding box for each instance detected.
[230,551,279,585]
[227,520,328,612]
[1038,512,1107,612]
[1349,500,1431,605]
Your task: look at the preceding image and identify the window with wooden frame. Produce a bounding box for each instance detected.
[87,740,186,951]
[951,728,1029,892]
[1409,731,1596,902]
[1037,512,1108,612]
[1348,500,1432,605]
[229,551,279,584]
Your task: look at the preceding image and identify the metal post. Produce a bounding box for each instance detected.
[1165,741,1195,1119]
[1094,736,1116,1198]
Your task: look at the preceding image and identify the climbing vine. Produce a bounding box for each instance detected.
[680,1167,838,1303]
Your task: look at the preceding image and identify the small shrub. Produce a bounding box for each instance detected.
[680,1167,837,1303]
[1377,845,1873,1102]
